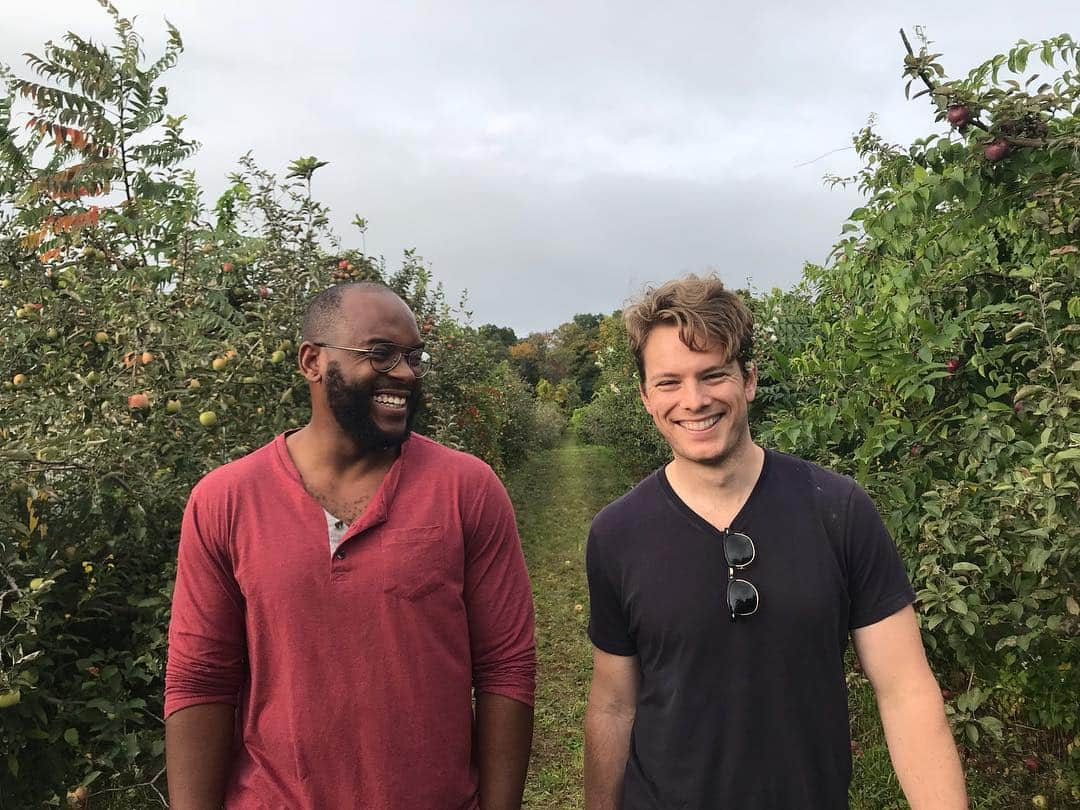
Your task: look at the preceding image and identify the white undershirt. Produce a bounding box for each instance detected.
[324,509,349,554]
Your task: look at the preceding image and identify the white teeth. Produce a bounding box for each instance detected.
[373,394,407,407]
[680,415,720,431]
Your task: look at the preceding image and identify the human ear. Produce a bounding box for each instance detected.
[297,342,323,383]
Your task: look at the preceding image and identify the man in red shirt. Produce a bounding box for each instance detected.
[165,283,536,809]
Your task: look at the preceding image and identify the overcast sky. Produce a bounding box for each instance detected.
[4,2,1076,334]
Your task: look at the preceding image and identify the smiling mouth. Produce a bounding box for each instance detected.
[677,414,721,432]
[373,392,409,409]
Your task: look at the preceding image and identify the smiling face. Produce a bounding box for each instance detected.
[316,288,425,451]
[639,323,757,470]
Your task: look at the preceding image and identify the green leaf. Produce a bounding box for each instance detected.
[1005,321,1036,341]
[1014,385,1048,403]
[951,562,981,573]
[1025,546,1052,572]
[977,716,1004,740]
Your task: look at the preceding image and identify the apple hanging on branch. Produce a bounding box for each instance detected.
[946,104,971,127]
[984,138,1009,162]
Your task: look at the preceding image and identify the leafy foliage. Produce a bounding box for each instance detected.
[0,7,548,806]
[578,31,1080,805]
[766,34,1080,777]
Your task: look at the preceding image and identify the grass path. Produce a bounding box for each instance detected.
[507,439,638,809]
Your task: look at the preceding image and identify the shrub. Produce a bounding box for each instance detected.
[0,8,543,804]
[532,401,566,450]
[760,33,1080,780]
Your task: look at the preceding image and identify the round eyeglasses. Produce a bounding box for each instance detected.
[314,342,432,377]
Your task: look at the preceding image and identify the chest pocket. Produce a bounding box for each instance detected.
[380,525,445,601]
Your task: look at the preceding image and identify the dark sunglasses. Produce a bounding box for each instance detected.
[723,530,759,623]
[314,342,432,377]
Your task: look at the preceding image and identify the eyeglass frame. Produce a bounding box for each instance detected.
[722,529,759,623]
[313,341,432,377]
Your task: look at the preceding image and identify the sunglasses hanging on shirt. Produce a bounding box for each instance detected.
[723,530,759,623]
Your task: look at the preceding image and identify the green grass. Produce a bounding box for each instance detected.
[508,439,639,809]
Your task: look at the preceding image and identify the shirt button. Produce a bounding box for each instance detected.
[334,550,346,560]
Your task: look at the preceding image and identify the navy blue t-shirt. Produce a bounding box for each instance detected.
[586,449,915,809]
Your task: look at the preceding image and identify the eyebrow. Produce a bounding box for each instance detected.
[362,338,425,349]
[647,364,732,383]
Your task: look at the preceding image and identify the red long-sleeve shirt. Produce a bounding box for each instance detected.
[165,432,536,809]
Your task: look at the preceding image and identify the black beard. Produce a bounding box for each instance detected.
[324,362,423,452]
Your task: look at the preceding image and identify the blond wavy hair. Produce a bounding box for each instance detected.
[624,274,754,381]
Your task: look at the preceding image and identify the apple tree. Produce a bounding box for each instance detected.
[762,31,1079,789]
[0,5,547,805]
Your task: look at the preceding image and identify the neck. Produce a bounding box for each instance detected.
[666,438,764,506]
[288,414,401,480]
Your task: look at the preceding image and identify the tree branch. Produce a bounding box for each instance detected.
[900,28,937,95]
[898,28,1052,148]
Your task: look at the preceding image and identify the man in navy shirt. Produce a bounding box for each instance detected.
[584,274,967,809]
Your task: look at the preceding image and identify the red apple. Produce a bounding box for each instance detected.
[946,358,960,374]
[222,262,234,273]
[1024,755,1038,773]
[947,104,971,127]
[127,393,149,410]
[984,139,1009,162]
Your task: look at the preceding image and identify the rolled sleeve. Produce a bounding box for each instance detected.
[463,467,536,707]
[164,485,247,717]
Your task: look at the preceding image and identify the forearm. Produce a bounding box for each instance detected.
[584,703,634,810]
[877,683,967,809]
[165,703,236,810]
[475,692,533,810]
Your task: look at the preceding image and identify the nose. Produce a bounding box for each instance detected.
[683,380,712,411]
[386,353,418,383]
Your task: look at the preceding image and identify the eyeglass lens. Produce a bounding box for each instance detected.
[370,345,431,376]
[723,531,755,568]
[727,579,758,616]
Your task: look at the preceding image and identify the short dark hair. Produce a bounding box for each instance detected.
[624,274,754,381]
[301,282,392,344]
